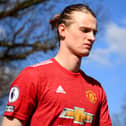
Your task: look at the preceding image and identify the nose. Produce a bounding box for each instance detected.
[88,31,95,42]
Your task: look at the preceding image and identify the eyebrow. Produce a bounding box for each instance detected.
[80,26,98,33]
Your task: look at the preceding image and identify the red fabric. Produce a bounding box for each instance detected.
[4,58,112,126]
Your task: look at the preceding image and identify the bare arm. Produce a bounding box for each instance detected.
[2,116,25,126]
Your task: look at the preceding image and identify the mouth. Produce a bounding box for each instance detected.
[83,43,92,49]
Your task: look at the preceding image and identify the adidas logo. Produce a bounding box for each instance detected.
[56,85,66,94]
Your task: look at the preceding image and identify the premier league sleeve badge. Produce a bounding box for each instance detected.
[9,86,19,103]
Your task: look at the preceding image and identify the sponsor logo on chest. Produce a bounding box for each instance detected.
[60,107,94,125]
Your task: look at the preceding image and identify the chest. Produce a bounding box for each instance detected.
[39,76,101,115]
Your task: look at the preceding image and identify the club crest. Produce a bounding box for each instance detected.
[85,90,97,104]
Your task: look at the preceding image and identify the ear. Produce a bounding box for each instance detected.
[58,23,66,39]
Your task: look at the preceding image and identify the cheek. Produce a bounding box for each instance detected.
[71,31,82,41]
[73,30,87,40]
[66,32,77,43]
[65,30,85,44]
[79,32,87,39]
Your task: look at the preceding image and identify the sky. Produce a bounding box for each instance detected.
[0,0,126,123]
[19,0,126,117]
[36,0,126,117]
[81,0,126,116]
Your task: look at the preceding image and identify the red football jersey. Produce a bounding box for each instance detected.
[4,58,112,126]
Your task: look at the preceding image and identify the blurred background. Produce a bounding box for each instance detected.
[0,0,126,125]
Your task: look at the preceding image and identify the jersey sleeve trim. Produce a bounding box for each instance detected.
[4,111,28,121]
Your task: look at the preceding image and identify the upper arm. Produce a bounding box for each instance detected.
[3,67,39,125]
[2,116,25,126]
[99,89,112,126]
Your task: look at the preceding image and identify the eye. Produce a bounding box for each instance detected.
[80,27,97,36]
[81,28,90,33]
[93,30,97,36]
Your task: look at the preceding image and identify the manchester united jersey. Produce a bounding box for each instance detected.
[4,58,112,126]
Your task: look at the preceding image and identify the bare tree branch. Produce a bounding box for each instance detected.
[0,41,56,61]
[23,21,42,43]
[0,0,46,19]
[12,17,31,43]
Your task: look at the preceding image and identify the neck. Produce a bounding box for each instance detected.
[54,48,82,73]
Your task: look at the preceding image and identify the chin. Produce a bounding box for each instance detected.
[77,53,90,57]
[82,53,90,57]
[75,49,91,57]
[80,51,90,57]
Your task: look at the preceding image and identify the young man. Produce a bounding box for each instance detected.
[2,4,112,126]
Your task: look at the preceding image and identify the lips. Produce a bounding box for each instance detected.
[84,43,92,46]
[83,43,92,49]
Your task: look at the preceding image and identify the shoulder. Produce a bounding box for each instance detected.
[11,59,54,87]
[30,58,54,74]
[80,71,106,100]
[9,59,54,97]
[81,71,102,87]
[31,58,53,68]
[19,58,54,77]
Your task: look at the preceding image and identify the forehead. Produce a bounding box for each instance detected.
[71,11,97,29]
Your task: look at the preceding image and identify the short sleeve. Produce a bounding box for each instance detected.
[99,88,112,126]
[4,67,39,121]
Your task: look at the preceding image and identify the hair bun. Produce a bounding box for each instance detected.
[49,14,60,30]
